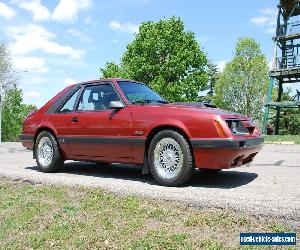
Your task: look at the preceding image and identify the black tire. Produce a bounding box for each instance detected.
[35,131,64,173]
[148,130,194,186]
[200,168,222,174]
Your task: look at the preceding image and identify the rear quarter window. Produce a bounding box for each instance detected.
[57,88,80,113]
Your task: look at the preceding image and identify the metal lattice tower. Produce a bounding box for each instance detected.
[263,0,300,134]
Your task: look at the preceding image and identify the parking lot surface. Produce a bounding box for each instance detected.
[0,143,299,227]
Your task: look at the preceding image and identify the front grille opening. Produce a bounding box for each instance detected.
[225,119,249,135]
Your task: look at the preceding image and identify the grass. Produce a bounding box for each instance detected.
[0,177,298,249]
[265,135,300,144]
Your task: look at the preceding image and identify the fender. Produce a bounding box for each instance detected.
[146,118,192,139]
[36,122,58,138]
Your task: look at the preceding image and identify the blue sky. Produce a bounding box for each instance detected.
[0,0,294,107]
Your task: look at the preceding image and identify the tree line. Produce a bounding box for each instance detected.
[0,43,36,142]
[100,17,299,134]
[1,17,299,141]
[101,18,270,121]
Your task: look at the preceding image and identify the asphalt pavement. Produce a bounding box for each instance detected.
[0,142,299,228]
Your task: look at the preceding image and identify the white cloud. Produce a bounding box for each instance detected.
[24,91,41,99]
[250,17,270,25]
[21,75,48,85]
[64,77,76,86]
[266,27,276,34]
[11,0,50,22]
[14,56,48,73]
[251,7,277,34]
[109,20,139,34]
[84,15,92,24]
[6,24,85,59]
[67,28,90,42]
[53,0,92,22]
[0,2,16,20]
[11,0,91,23]
[217,60,227,72]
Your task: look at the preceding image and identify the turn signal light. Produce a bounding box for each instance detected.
[214,120,227,137]
[253,127,260,135]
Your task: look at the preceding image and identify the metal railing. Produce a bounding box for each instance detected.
[276,21,300,36]
[274,55,300,69]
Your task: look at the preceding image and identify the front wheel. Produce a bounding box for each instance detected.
[35,131,64,172]
[148,130,194,186]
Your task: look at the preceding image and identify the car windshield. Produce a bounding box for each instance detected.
[118,81,168,104]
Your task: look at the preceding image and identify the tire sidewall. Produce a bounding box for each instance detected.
[148,130,193,186]
[35,131,63,172]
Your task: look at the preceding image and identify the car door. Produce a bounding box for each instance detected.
[64,82,134,162]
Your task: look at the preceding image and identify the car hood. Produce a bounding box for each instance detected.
[163,103,250,120]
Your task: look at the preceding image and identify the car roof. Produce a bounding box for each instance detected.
[74,78,142,86]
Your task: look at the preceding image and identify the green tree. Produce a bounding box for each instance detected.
[2,88,36,141]
[100,17,208,102]
[269,89,300,135]
[214,37,269,121]
[275,109,300,135]
[100,62,128,79]
[207,60,220,97]
[199,60,220,103]
[0,43,17,91]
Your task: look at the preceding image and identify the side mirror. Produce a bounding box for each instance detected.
[109,101,125,109]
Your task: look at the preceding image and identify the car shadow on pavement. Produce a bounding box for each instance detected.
[189,170,257,188]
[26,161,258,189]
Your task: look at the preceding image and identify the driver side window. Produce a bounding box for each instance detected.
[76,84,120,111]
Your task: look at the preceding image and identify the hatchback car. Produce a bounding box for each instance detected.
[21,79,263,186]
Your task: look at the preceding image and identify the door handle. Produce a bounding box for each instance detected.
[71,117,79,122]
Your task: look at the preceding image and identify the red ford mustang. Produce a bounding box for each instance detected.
[20,79,263,186]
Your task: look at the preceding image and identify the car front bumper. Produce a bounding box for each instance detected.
[191,137,264,169]
[20,134,34,149]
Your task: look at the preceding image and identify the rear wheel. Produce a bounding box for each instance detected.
[35,131,64,172]
[148,130,194,186]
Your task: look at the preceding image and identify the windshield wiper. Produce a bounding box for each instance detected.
[132,99,168,104]
[155,100,168,104]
